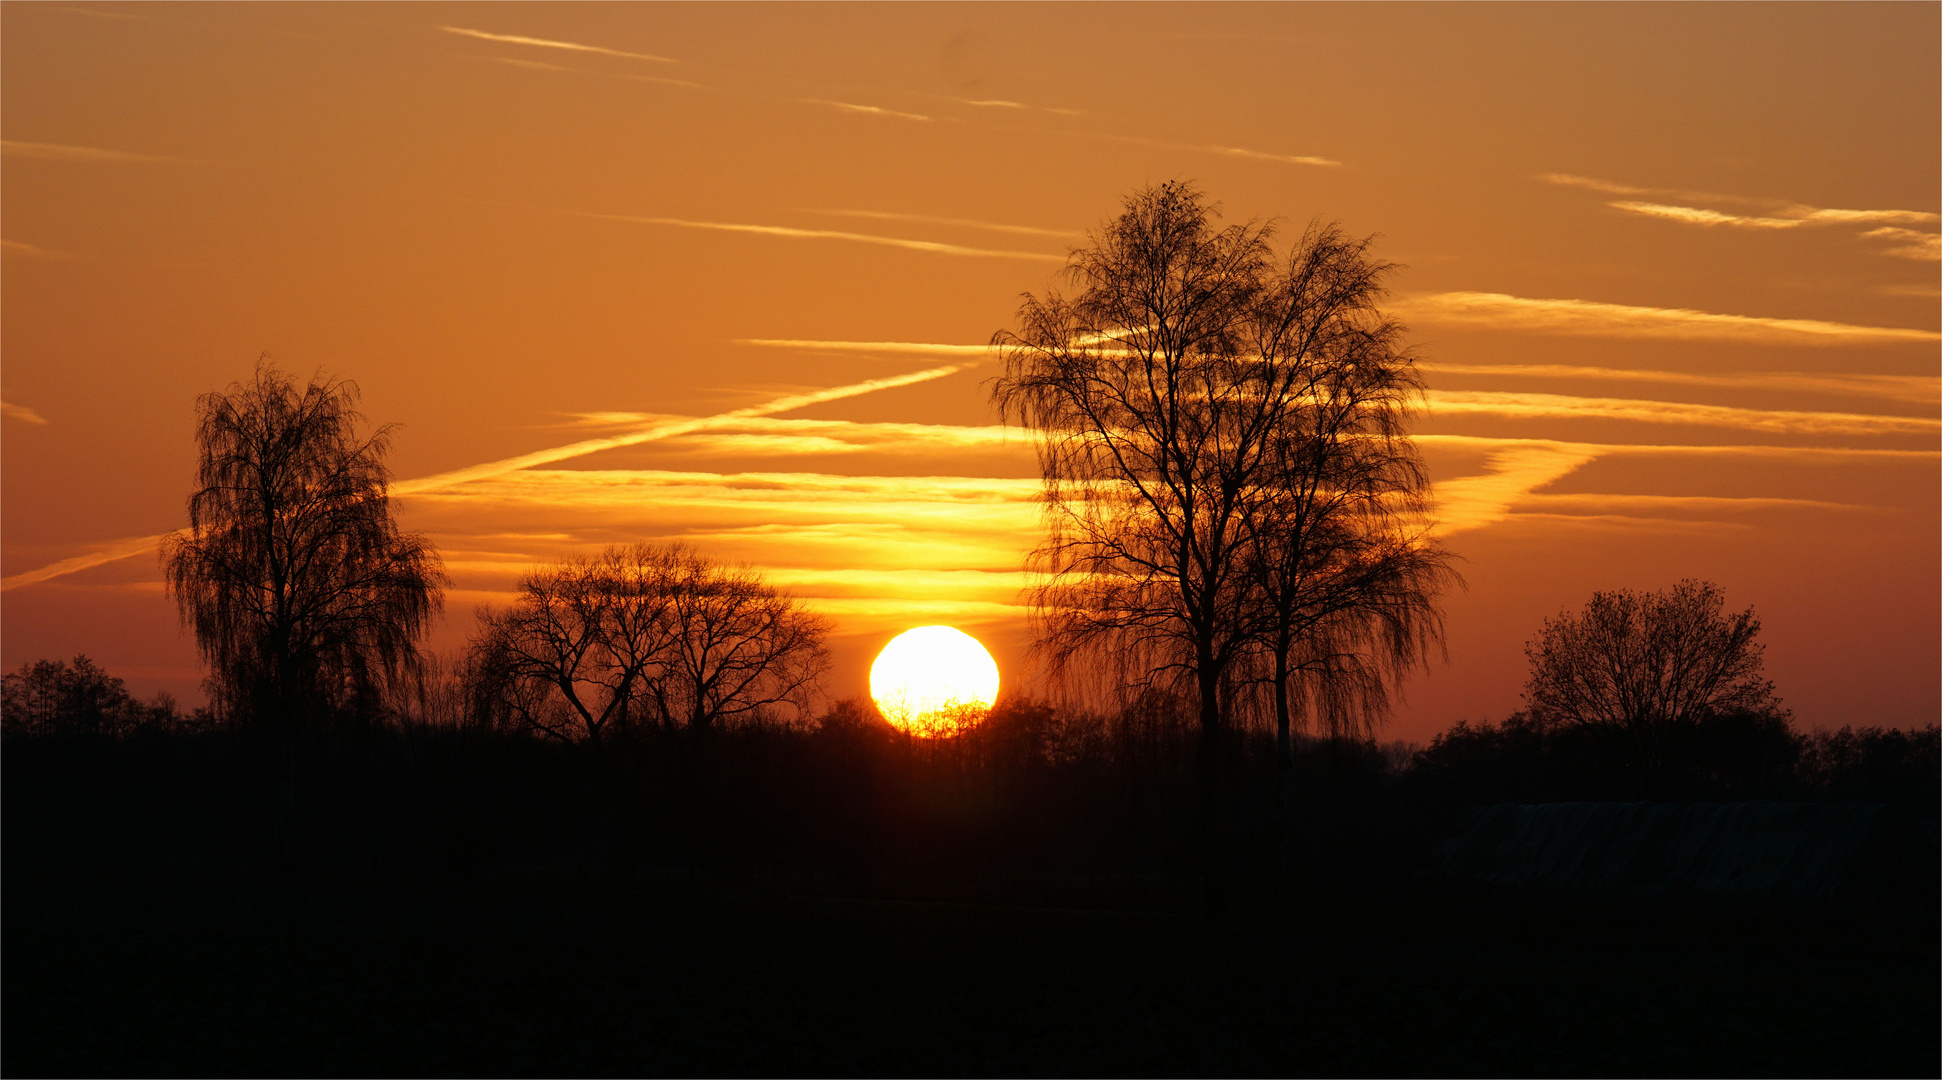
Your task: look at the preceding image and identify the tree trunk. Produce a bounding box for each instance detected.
[1195,654,1225,918]
[1272,644,1296,879]
[277,712,299,879]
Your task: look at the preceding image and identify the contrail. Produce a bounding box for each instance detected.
[0,534,173,593]
[393,364,965,492]
[577,213,1068,262]
[737,338,992,356]
[437,26,677,63]
[0,364,967,591]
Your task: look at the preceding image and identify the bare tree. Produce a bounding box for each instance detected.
[991,181,1276,750]
[655,545,831,731]
[1231,225,1458,778]
[991,184,1452,874]
[471,545,678,745]
[162,360,445,728]
[472,542,830,741]
[1523,579,1781,775]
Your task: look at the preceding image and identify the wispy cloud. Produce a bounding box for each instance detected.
[553,410,687,428]
[1539,173,1657,197]
[1426,436,1927,535]
[949,97,1083,117]
[1540,173,1939,222]
[484,57,570,73]
[1861,227,1942,261]
[1542,173,1940,261]
[1202,144,1341,167]
[799,99,933,122]
[1432,444,1601,535]
[752,340,1942,408]
[576,213,1065,262]
[1797,208,1941,225]
[1420,362,1940,405]
[1,367,969,591]
[1,239,77,259]
[409,468,1044,620]
[413,467,1039,513]
[1402,291,1940,346]
[1518,492,1871,515]
[1,140,187,165]
[1610,201,1942,234]
[763,567,1030,605]
[1414,433,1939,463]
[1426,389,1939,438]
[463,54,700,87]
[437,26,676,63]
[0,534,167,592]
[409,467,1045,630]
[799,209,1082,239]
[2,400,49,425]
[737,338,992,357]
[1046,129,1340,168]
[552,415,1025,459]
[1097,132,1342,166]
[396,366,969,493]
[1608,202,1809,230]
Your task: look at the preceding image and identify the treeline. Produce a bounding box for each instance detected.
[7,653,1932,894]
[1,656,216,740]
[1411,710,1939,815]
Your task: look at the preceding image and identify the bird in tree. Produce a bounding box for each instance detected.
[162,359,445,730]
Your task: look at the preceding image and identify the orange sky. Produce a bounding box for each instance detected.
[4,2,1937,739]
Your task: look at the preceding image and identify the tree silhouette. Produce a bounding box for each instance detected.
[1230,222,1457,785]
[991,183,1451,890]
[472,545,678,746]
[161,360,445,729]
[2,655,137,738]
[992,182,1278,748]
[655,544,831,731]
[472,542,830,741]
[1522,579,1781,779]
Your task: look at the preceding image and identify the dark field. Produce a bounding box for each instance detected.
[9,869,1938,1076]
[7,862,1934,1072]
[4,730,1937,1078]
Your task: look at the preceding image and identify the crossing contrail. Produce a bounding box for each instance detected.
[0,363,968,591]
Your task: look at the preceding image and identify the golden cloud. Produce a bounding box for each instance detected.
[438,26,676,63]
[1402,292,1940,346]
[1419,362,1939,405]
[577,213,1066,262]
[1425,389,1940,437]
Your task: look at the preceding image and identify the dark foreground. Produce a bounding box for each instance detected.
[6,866,1935,1078]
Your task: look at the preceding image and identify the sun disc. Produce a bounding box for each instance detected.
[870,625,1000,737]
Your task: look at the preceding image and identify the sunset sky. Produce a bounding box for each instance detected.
[4,2,1936,740]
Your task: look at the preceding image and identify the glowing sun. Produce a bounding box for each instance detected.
[870,625,1000,737]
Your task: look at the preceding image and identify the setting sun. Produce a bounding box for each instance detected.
[0,6,1932,1074]
[870,625,1000,737]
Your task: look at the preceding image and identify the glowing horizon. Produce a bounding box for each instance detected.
[870,625,1002,738]
[3,4,1934,738]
